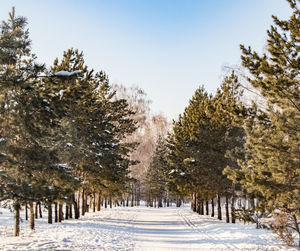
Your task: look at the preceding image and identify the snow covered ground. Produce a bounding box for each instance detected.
[0,204,298,251]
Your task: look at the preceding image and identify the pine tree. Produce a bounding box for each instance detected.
[166,115,193,201]
[212,72,246,223]
[0,8,139,235]
[0,8,57,235]
[46,48,137,214]
[146,136,168,207]
[226,0,300,245]
[167,75,245,221]
[181,87,218,215]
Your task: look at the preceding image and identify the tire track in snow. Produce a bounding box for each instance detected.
[176,208,290,251]
[177,208,242,250]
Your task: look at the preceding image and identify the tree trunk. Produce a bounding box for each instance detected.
[97,192,101,211]
[134,186,137,206]
[231,193,236,223]
[250,198,255,210]
[85,194,89,213]
[131,189,134,207]
[192,192,197,212]
[109,196,112,209]
[206,201,209,215]
[25,202,28,221]
[211,198,214,217]
[58,204,63,222]
[225,195,229,223]
[105,197,108,208]
[158,198,163,208]
[200,200,204,215]
[196,196,201,214]
[137,185,141,206]
[217,193,222,220]
[38,202,42,218]
[93,193,96,212]
[48,202,52,224]
[81,189,85,216]
[35,202,38,219]
[77,192,80,216]
[29,202,35,230]
[69,203,73,218]
[13,202,20,236]
[73,197,79,219]
[176,195,181,207]
[54,202,58,222]
[65,205,69,220]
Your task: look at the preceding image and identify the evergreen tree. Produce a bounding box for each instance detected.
[226,0,300,245]
[0,8,70,234]
[181,87,218,214]
[146,136,168,207]
[0,7,138,235]
[211,72,246,223]
[166,115,193,201]
[47,48,137,214]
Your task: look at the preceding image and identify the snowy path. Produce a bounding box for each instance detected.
[0,205,298,250]
[133,207,295,251]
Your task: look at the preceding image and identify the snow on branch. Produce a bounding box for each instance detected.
[53,70,81,77]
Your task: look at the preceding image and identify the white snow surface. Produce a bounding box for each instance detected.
[0,204,298,251]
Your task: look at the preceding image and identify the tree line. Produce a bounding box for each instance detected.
[0,7,170,236]
[145,0,300,246]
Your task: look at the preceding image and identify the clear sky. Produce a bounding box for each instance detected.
[0,0,293,120]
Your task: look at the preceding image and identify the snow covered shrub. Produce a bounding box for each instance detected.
[270,209,295,246]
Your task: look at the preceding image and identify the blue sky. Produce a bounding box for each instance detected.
[0,0,293,120]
